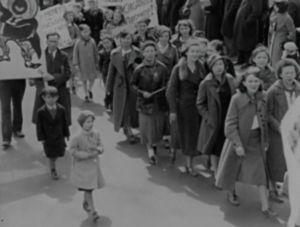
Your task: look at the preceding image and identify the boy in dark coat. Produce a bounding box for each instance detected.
[36,86,70,180]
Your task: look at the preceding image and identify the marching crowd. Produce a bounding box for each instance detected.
[1,0,300,223]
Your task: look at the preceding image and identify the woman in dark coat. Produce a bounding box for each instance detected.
[197,54,236,178]
[203,0,223,41]
[166,40,206,176]
[216,71,276,218]
[131,41,169,165]
[221,0,242,56]
[266,58,300,202]
[32,45,71,126]
[233,0,263,67]
[106,31,141,144]
[156,26,180,164]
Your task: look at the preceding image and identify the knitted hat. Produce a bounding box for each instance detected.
[140,40,157,52]
[207,54,224,70]
[283,42,298,51]
[77,110,95,127]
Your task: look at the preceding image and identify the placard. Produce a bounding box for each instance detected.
[40,4,72,50]
[0,1,46,80]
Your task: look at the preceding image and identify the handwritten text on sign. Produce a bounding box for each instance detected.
[40,4,72,49]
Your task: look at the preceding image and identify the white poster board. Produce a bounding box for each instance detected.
[40,4,72,50]
[0,1,46,80]
[281,96,300,227]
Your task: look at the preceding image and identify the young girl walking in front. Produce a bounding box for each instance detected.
[73,24,99,102]
[70,110,105,222]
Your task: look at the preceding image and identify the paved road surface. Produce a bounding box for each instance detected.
[0,79,290,227]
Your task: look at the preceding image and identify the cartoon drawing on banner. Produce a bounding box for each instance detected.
[0,0,41,68]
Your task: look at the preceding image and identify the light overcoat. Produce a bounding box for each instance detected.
[216,91,268,191]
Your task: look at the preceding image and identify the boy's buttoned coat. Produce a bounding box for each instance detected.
[106,46,141,132]
[196,73,236,155]
[266,80,300,182]
[216,91,268,191]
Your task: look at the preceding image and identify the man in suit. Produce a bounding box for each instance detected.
[32,32,71,127]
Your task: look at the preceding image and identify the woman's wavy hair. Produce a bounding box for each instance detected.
[276,58,300,79]
[113,9,126,26]
[175,19,194,37]
[250,44,271,66]
[238,68,263,93]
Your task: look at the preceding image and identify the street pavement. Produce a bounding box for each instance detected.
[0,79,291,227]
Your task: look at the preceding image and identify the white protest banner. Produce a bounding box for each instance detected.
[0,1,46,80]
[40,4,72,50]
[281,96,300,227]
[122,0,158,32]
[98,0,125,7]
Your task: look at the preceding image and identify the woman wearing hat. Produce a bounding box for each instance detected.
[216,70,275,217]
[131,41,169,164]
[106,30,141,144]
[132,17,156,48]
[268,0,296,67]
[197,54,236,179]
[156,25,180,164]
[166,40,206,176]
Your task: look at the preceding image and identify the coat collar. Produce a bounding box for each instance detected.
[45,47,62,61]
[41,104,63,121]
[157,43,175,64]
[204,73,236,105]
[235,91,266,110]
[111,46,139,77]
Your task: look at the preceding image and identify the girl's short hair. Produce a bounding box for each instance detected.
[209,40,225,55]
[276,58,300,79]
[41,86,58,97]
[175,19,194,37]
[193,30,205,38]
[114,9,125,25]
[250,45,270,65]
[157,25,172,40]
[198,37,209,47]
[238,69,263,93]
[63,10,75,19]
[79,24,91,32]
[181,40,201,57]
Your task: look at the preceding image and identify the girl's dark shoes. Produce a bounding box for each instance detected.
[89,91,93,100]
[262,208,277,218]
[149,156,157,165]
[227,193,240,206]
[14,131,25,138]
[185,166,198,177]
[72,87,76,95]
[90,211,100,222]
[85,96,89,102]
[152,145,157,155]
[51,169,59,180]
[2,141,10,150]
[127,135,136,144]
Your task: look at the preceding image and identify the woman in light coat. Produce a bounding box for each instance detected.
[268,0,296,67]
[266,58,300,202]
[216,70,276,218]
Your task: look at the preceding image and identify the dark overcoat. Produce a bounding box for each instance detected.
[196,73,236,155]
[204,0,224,40]
[233,0,263,52]
[36,104,70,158]
[288,0,300,28]
[32,48,71,126]
[221,0,242,38]
[166,61,206,155]
[266,80,300,182]
[106,46,141,132]
[156,43,179,76]
[216,91,268,191]
[98,49,111,84]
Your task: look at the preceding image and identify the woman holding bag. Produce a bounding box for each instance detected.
[216,70,276,218]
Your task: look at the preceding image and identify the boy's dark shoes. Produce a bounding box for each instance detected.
[85,96,89,102]
[2,141,10,150]
[89,91,93,100]
[14,131,25,138]
[51,169,59,180]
